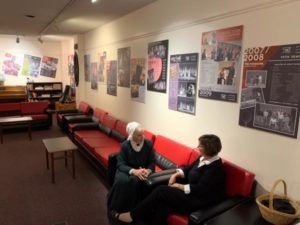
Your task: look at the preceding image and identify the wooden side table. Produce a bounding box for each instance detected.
[43,137,77,183]
[55,101,76,111]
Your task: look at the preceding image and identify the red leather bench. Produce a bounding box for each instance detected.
[0,101,51,128]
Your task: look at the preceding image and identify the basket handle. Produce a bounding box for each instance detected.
[268,179,288,210]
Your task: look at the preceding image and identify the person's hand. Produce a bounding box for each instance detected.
[168,172,179,185]
[169,183,184,191]
[132,168,148,180]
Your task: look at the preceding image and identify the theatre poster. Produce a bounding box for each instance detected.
[198,25,243,102]
[147,40,168,93]
[169,53,198,115]
[239,43,300,138]
[130,58,146,103]
[106,60,117,96]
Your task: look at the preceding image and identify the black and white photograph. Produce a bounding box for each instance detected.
[240,87,265,109]
[253,103,297,136]
[246,70,267,88]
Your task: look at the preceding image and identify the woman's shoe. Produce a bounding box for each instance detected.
[108,210,133,225]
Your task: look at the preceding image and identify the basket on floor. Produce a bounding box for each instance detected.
[256,179,300,225]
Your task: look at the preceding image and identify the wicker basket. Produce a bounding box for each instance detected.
[256,179,300,225]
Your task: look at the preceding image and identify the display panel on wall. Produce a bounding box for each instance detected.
[98,51,106,83]
[91,62,98,90]
[22,54,41,77]
[107,60,117,96]
[198,25,243,102]
[169,53,198,115]
[118,47,131,87]
[40,56,58,78]
[147,40,168,93]
[239,43,300,138]
[130,58,146,103]
[84,54,91,82]
[2,53,22,76]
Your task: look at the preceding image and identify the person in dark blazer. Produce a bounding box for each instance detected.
[110,134,226,225]
[107,122,156,213]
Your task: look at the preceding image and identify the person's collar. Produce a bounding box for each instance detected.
[198,155,220,167]
[130,139,144,152]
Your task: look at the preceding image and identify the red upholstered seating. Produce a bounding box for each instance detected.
[154,135,200,169]
[0,101,51,128]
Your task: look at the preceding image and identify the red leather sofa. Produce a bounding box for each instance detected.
[0,101,52,128]
[56,101,92,130]
[71,113,128,178]
[66,107,255,225]
[67,107,108,134]
[108,134,255,225]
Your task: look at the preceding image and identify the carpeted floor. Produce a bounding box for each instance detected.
[0,120,111,225]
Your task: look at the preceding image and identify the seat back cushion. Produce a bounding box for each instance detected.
[78,101,90,114]
[153,135,196,167]
[20,101,48,114]
[110,120,128,142]
[102,114,118,129]
[144,130,156,144]
[0,103,21,116]
[223,159,255,197]
[93,107,108,123]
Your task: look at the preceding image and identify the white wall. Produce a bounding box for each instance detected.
[80,0,300,200]
[0,35,71,87]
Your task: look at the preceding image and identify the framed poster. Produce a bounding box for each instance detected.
[147,40,168,93]
[107,60,117,96]
[169,53,198,115]
[118,47,131,87]
[239,43,300,138]
[130,58,146,103]
[198,25,243,102]
[22,54,41,77]
[40,56,58,78]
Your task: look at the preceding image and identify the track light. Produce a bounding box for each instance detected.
[38,36,43,44]
[16,36,20,43]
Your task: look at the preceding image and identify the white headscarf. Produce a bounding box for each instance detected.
[126,122,141,140]
[126,121,144,152]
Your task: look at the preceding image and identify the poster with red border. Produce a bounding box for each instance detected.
[198,25,243,102]
[239,43,300,138]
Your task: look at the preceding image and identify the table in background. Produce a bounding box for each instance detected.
[0,116,32,144]
[43,136,77,183]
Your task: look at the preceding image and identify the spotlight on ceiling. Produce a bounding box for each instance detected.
[16,36,20,44]
[38,36,44,44]
[91,0,98,3]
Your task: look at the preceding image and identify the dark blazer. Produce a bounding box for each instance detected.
[182,158,226,206]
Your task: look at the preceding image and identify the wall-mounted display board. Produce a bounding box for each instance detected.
[239,43,300,138]
[147,40,168,93]
[169,53,198,115]
[130,58,146,103]
[118,47,131,87]
[198,25,243,102]
[107,60,117,96]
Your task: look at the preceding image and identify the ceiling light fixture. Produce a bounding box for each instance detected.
[16,36,20,44]
[91,0,98,3]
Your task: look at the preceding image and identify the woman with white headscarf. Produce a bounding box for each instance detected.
[107,121,156,213]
